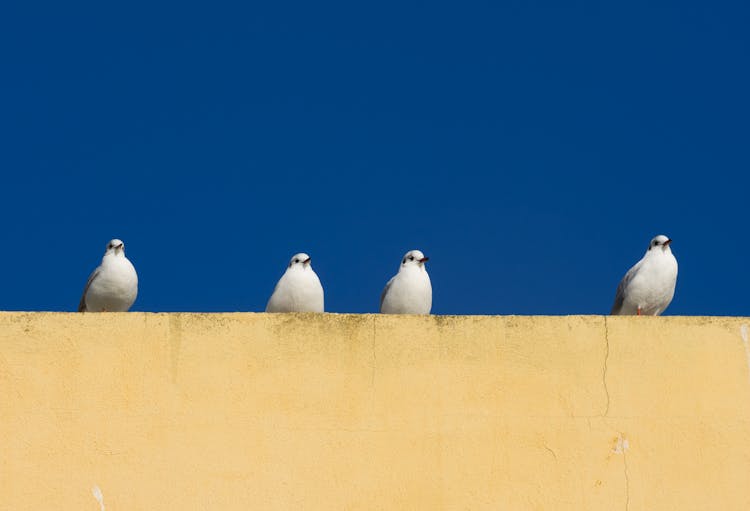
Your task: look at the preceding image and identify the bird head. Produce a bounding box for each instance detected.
[401,250,429,269]
[288,253,312,269]
[647,235,672,253]
[105,239,125,256]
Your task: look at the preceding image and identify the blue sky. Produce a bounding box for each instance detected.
[1,2,748,315]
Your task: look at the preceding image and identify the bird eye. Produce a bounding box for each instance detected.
[409,256,414,261]
[294,259,299,263]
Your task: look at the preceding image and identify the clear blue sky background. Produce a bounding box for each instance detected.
[1,2,748,315]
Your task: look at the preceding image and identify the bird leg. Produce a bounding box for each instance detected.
[637,306,641,316]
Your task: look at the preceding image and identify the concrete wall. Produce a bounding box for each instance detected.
[1,312,749,510]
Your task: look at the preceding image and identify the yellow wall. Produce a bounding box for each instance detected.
[1,313,750,510]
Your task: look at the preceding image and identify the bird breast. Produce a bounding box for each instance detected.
[95,259,138,293]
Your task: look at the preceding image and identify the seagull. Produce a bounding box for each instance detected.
[380,249,432,314]
[265,253,324,312]
[610,235,678,316]
[78,239,138,312]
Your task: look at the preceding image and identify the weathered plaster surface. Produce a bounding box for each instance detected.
[1,313,749,510]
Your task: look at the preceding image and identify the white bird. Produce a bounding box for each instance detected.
[78,239,138,312]
[610,234,678,316]
[380,249,432,314]
[265,253,324,312]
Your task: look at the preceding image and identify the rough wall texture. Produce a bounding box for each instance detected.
[1,313,749,510]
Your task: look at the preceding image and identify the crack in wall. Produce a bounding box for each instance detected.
[614,435,630,511]
[543,444,558,462]
[92,485,105,511]
[623,449,630,511]
[602,317,611,416]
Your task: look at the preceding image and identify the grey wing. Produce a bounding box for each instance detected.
[610,262,640,315]
[78,267,101,312]
[379,276,395,311]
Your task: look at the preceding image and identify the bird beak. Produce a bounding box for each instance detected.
[664,239,672,247]
[419,257,429,263]
[303,257,311,264]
